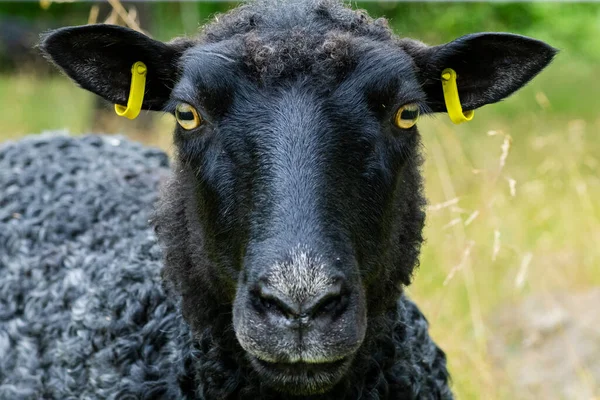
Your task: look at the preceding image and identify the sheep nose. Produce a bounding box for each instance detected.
[253,278,346,324]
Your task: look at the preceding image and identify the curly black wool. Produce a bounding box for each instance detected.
[0,134,451,399]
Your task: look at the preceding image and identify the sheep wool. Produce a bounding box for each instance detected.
[0,134,451,399]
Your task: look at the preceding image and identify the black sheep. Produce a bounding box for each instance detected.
[3,0,555,398]
[0,134,449,399]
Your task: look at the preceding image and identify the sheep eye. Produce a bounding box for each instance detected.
[175,103,202,130]
[394,103,420,130]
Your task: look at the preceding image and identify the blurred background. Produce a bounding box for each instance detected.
[0,1,598,398]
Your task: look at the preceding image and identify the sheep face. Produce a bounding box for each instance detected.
[40,3,555,395]
[163,39,428,394]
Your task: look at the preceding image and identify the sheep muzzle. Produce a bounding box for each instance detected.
[232,245,367,394]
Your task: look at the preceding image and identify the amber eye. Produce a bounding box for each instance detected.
[394,103,420,129]
[175,103,202,130]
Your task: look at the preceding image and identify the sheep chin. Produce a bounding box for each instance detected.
[248,355,353,395]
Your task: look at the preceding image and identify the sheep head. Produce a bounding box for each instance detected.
[40,2,555,395]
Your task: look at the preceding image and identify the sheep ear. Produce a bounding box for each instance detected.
[40,24,193,111]
[404,33,557,114]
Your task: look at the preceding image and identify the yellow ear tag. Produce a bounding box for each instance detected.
[441,68,474,125]
[114,61,147,120]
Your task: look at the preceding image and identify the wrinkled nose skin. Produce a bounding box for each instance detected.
[232,246,367,394]
[253,269,345,328]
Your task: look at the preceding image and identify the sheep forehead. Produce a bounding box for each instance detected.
[201,0,392,45]
[240,30,354,79]
[266,245,336,303]
[197,0,395,80]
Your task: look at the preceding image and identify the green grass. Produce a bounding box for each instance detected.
[0,73,93,139]
[1,3,599,398]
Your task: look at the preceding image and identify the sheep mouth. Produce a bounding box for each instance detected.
[250,356,351,394]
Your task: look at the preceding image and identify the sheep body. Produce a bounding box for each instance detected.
[0,134,451,399]
[0,134,183,399]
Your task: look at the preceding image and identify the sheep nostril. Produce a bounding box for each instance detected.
[260,295,292,317]
[319,295,339,313]
[309,292,346,317]
[253,284,298,319]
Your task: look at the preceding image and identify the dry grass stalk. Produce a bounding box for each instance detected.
[443,217,463,230]
[535,91,551,110]
[427,197,460,212]
[88,4,100,25]
[506,177,517,197]
[515,252,533,290]
[499,134,513,171]
[464,210,480,226]
[444,240,475,286]
[492,230,501,262]
[105,0,145,33]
